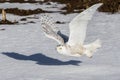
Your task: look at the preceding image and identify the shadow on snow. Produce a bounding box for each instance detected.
[2,52,82,66]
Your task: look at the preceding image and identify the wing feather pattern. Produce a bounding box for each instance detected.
[40,14,65,45]
[42,24,64,44]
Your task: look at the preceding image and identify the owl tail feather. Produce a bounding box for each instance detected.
[84,39,101,58]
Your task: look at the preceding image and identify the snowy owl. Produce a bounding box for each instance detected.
[40,3,102,58]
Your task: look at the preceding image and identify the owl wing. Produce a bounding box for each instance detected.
[42,23,65,45]
[67,3,102,46]
[40,14,67,45]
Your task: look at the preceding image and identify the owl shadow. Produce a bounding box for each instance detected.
[2,52,82,66]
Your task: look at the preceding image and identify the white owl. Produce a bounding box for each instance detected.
[40,3,102,58]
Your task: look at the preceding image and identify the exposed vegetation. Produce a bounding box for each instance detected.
[0,8,46,16]
[0,0,119,14]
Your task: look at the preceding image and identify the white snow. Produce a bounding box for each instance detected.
[0,3,120,80]
[0,2,65,11]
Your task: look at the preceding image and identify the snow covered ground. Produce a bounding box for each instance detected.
[0,2,65,11]
[0,3,120,80]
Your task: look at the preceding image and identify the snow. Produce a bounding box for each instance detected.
[0,2,65,11]
[0,3,120,80]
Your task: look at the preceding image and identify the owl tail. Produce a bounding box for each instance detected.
[84,39,101,58]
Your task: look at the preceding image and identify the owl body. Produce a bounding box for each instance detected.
[57,39,101,57]
[57,43,85,57]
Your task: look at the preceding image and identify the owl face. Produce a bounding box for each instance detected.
[56,45,66,54]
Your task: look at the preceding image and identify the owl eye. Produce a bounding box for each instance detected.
[57,45,60,47]
[59,47,62,50]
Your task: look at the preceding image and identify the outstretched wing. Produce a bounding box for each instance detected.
[40,14,67,45]
[42,23,64,45]
[67,3,103,46]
